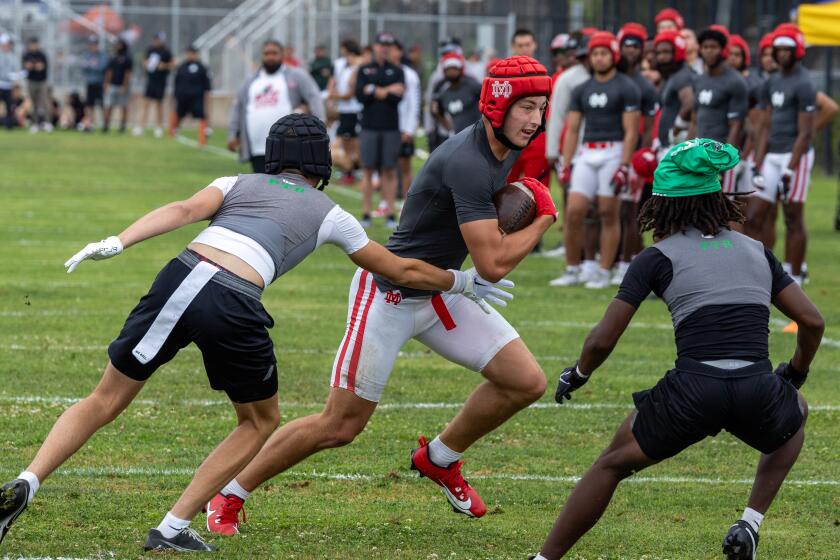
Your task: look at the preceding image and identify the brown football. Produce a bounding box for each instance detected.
[493,182,537,234]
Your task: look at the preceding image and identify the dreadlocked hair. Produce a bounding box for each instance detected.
[638,191,745,239]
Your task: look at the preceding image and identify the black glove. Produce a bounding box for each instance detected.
[774,361,808,389]
[555,363,590,403]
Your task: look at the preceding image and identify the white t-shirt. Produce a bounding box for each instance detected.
[192,177,370,286]
[246,69,294,157]
[335,63,363,114]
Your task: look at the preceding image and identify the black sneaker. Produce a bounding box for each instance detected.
[0,479,30,545]
[723,520,759,559]
[144,527,217,552]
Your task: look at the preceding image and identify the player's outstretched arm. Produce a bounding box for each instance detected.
[64,186,223,273]
[555,299,636,403]
[348,241,456,292]
[772,283,824,384]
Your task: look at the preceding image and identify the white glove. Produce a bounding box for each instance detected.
[668,115,690,146]
[751,168,766,191]
[447,267,514,314]
[64,235,124,273]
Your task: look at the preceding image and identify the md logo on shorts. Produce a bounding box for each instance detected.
[384,290,402,305]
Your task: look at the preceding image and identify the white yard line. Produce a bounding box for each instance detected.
[43,465,839,487]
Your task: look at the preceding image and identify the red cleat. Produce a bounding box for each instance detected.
[410,436,487,518]
[206,493,246,536]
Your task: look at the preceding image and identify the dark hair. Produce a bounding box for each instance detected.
[263,39,284,50]
[511,28,535,43]
[638,191,745,238]
[341,38,361,55]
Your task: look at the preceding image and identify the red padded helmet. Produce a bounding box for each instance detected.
[588,31,621,64]
[729,34,751,67]
[655,8,685,31]
[654,29,687,63]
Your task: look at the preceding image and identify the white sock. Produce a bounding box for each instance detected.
[157,511,191,539]
[791,274,803,286]
[565,265,580,274]
[782,261,792,274]
[741,507,764,533]
[427,436,462,468]
[221,479,250,501]
[582,259,597,273]
[532,555,549,560]
[17,471,39,504]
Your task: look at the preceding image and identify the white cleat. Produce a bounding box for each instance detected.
[132,126,143,137]
[154,127,164,138]
[541,244,566,258]
[549,269,582,287]
[584,269,611,289]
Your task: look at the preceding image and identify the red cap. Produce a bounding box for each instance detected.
[479,56,552,129]
[618,22,648,44]
[655,8,684,30]
[588,31,621,64]
[728,34,751,67]
[654,29,687,62]
[759,32,774,51]
[440,52,465,70]
[773,23,806,59]
[631,147,658,182]
[580,27,599,37]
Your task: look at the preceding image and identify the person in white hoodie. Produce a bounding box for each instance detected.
[391,40,420,202]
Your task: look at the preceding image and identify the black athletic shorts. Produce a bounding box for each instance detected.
[108,249,277,403]
[337,113,359,138]
[176,94,205,119]
[632,358,803,460]
[399,138,415,158]
[144,78,166,100]
[85,83,103,108]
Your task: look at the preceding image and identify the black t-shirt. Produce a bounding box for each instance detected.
[616,244,793,361]
[354,60,405,130]
[693,66,748,143]
[759,65,817,153]
[627,70,659,117]
[658,65,696,146]
[106,53,133,86]
[174,61,211,98]
[22,50,48,82]
[569,72,641,142]
[145,46,173,83]
[374,122,518,297]
[434,76,482,134]
[744,71,765,110]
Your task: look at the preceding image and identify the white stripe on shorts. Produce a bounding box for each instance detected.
[131,261,218,364]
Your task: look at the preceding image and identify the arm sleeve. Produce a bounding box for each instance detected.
[384,66,405,105]
[545,75,568,159]
[796,79,817,113]
[443,159,497,225]
[764,247,795,297]
[398,70,420,135]
[315,206,371,254]
[355,67,374,105]
[727,76,749,121]
[207,176,238,197]
[615,248,673,307]
[296,69,326,121]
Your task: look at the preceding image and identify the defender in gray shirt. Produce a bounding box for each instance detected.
[0,115,487,553]
[537,138,823,560]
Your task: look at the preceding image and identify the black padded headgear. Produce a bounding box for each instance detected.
[264,113,332,189]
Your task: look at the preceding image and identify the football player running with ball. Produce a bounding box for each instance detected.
[205,56,556,534]
[0,114,499,553]
[532,139,823,560]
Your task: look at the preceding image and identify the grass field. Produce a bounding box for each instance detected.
[1,129,839,559]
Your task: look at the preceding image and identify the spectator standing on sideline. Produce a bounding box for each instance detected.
[355,32,405,229]
[309,44,332,92]
[102,39,133,134]
[135,32,173,138]
[228,39,325,172]
[328,39,364,184]
[170,46,212,146]
[22,37,50,132]
[0,34,20,130]
[431,52,482,136]
[80,36,108,131]
[392,40,421,203]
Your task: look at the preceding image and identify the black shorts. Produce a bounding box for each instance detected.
[399,139,415,158]
[108,249,277,403]
[360,128,401,170]
[85,83,103,108]
[144,78,166,100]
[632,358,803,460]
[176,95,205,119]
[337,113,359,138]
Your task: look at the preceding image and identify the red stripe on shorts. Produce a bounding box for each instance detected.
[346,275,377,391]
[431,294,457,331]
[332,270,369,389]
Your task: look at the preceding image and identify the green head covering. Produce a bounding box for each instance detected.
[653,138,740,197]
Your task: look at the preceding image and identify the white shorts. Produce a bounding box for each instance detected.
[331,268,520,402]
[570,142,624,200]
[753,148,815,204]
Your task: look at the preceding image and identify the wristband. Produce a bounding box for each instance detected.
[674,115,690,129]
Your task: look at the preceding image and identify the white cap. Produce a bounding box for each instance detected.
[773,36,797,48]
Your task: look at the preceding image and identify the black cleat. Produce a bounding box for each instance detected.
[723,520,759,560]
[0,479,30,546]
[144,527,217,552]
